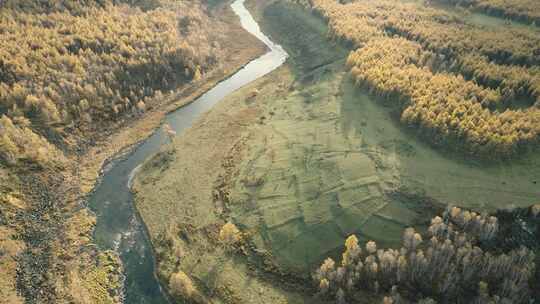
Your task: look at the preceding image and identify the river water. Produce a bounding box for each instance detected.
[87,1,287,303]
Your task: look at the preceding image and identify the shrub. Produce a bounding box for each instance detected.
[169,270,196,299]
[0,115,65,167]
[219,221,242,250]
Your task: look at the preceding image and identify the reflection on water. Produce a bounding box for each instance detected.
[87,0,287,302]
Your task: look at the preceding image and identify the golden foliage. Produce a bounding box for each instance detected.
[1,0,161,14]
[347,37,538,155]
[219,221,242,247]
[344,234,359,251]
[169,271,197,299]
[65,251,122,304]
[531,204,540,217]
[0,226,25,304]
[342,235,360,266]
[300,0,540,156]
[1,192,26,210]
[0,0,224,166]
[0,115,65,166]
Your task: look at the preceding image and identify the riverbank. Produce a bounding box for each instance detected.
[134,65,320,304]
[0,1,266,303]
[78,1,267,196]
[90,0,289,302]
[132,0,373,302]
[76,2,267,301]
[133,0,539,302]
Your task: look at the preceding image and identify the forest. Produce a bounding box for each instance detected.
[0,0,223,167]
[315,206,536,304]
[0,0,230,302]
[1,0,162,14]
[297,0,540,157]
[432,0,540,25]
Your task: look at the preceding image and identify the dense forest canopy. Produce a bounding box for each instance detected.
[0,0,162,13]
[297,0,540,157]
[0,0,223,167]
[433,0,540,25]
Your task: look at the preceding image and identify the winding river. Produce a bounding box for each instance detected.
[88,1,287,303]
